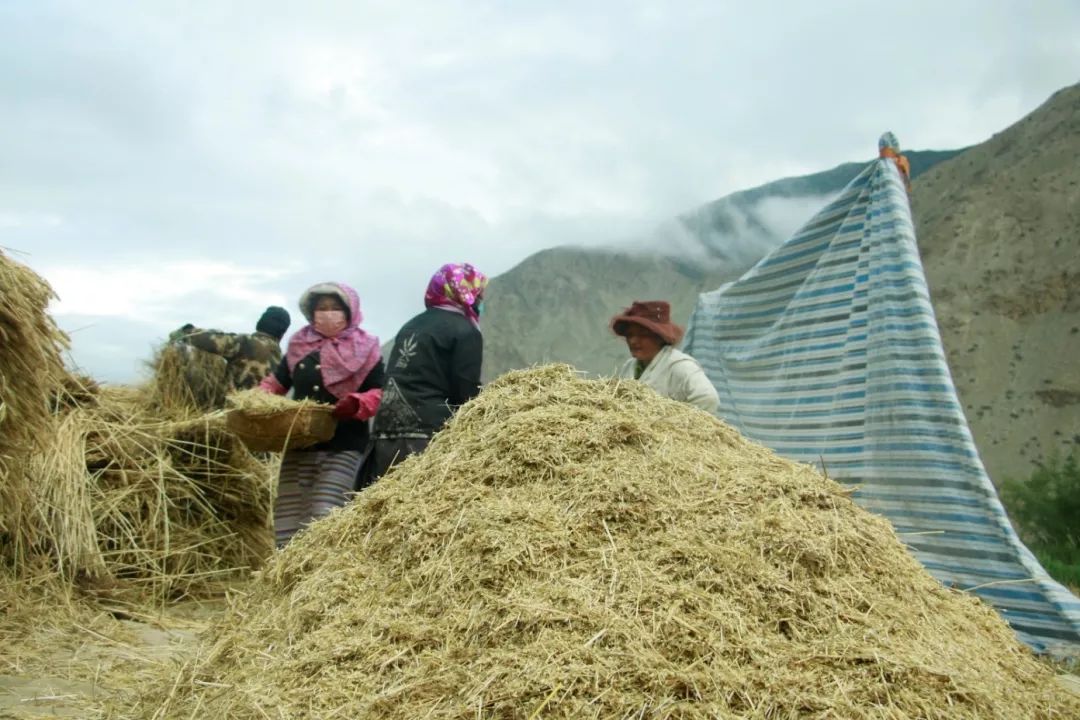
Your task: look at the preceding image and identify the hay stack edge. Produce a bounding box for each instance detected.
[127,365,1079,719]
[0,249,68,498]
[0,249,275,601]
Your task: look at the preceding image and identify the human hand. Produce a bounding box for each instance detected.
[332,394,361,420]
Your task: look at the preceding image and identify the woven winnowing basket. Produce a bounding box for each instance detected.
[226,405,337,452]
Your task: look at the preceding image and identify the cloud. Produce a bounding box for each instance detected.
[45,261,292,323]
[0,212,64,229]
[40,259,297,381]
[620,193,837,271]
[4,0,1080,380]
[62,316,166,384]
[752,195,837,246]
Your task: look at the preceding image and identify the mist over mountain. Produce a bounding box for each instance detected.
[481,148,963,380]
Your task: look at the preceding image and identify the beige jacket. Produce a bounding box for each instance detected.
[617,346,720,413]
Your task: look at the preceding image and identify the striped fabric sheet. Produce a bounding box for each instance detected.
[683,157,1080,655]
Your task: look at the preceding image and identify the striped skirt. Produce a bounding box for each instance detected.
[273,449,364,547]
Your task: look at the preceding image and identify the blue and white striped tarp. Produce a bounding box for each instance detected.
[683,153,1080,655]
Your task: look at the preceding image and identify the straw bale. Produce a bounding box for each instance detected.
[0,248,68,503]
[0,254,276,613]
[125,365,1080,719]
[45,372,102,416]
[16,388,276,601]
[146,343,231,415]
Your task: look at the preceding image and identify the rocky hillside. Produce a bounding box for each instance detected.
[482,248,733,379]
[914,82,1080,484]
[482,149,961,381]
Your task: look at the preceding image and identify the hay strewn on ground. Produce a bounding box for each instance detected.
[124,365,1080,719]
[0,281,278,714]
[0,561,221,719]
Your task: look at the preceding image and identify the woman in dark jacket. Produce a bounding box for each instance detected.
[259,281,383,546]
[365,263,487,484]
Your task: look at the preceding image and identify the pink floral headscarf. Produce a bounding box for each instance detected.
[424,263,488,325]
[285,281,380,399]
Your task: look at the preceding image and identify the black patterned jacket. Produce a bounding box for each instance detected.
[374,308,482,438]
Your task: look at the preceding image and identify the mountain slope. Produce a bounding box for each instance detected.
[480,85,1080,486]
[914,82,1080,484]
[482,248,732,380]
[483,149,962,380]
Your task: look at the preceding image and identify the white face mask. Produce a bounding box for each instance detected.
[313,309,347,337]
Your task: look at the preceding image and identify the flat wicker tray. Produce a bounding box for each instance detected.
[226,404,337,452]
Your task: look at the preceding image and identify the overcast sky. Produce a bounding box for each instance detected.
[4,1,1079,382]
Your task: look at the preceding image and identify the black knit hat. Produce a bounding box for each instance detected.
[256,306,291,339]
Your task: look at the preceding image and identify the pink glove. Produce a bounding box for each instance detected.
[356,389,382,420]
[259,375,287,395]
[332,394,360,420]
[332,389,382,421]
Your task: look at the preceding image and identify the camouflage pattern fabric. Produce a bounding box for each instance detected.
[174,328,283,391]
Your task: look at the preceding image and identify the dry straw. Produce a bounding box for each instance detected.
[146,343,231,415]
[0,249,68,478]
[0,282,277,601]
[124,365,1080,719]
[0,254,279,706]
[225,389,336,452]
[0,557,218,718]
[0,249,69,574]
[225,388,315,414]
[16,391,277,601]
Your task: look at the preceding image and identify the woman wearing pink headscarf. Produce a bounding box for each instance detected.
[259,281,383,546]
[364,263,487,484]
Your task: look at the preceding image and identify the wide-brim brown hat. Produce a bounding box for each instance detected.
[610,300,684,346]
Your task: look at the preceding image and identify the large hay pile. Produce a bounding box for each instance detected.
[126,366,1080,719]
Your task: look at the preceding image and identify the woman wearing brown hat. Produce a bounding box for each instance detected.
[611,300,719,413]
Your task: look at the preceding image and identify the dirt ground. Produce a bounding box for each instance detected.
[0,588,232,719]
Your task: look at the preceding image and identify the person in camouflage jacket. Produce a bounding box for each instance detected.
[170,306,291,392]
